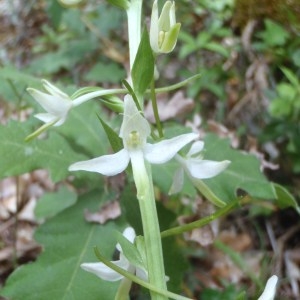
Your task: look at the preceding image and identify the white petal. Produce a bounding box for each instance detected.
[149,0,159,52]
[169,167,184,195]
[123,227,136,243]
[144,133,198,164]
[42,79,69,99]
[116,227,136,252]
[69,149,130,176]
[27,88,72,117]
[81,257,130,282]
[136,267,148,281]
[158,1,172,31]
[187,159,230,179]
[169,2,176,26]
[187,141,204,157]
[35,113,58,124]
[119,95,150,146]
[258,275,278,300]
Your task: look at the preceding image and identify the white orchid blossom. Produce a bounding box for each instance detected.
[69,95,198,177]
[169,140,231,195]
[258,275,278,300]
[27,80,73,127]
[150,0,181,53]
[81,227,147,281]
[26,80,125,141]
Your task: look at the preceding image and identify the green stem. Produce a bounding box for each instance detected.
[131,151,168,300]
[150,79,163,138]
[94,248,192,300]
[161,200,239,238]
[151,73,201,94]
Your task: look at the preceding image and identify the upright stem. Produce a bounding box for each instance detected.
[130,151,168,300]
[150,79,163,138]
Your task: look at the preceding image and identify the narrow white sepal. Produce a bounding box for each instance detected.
[187,140,204,156]
[27,88,71,116]
[169,168,184,195]
[42,79,69,99]
[144,133,198,164]
[34,113,58,125]
[116,227,136,252]
[149,0,159,53]
[81,258,129,282]
[187,159,231,179]
[258,275,278,300]
[69,148,130,176]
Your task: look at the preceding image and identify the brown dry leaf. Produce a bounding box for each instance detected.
[144,91,194,123]
[178,198,219,246]
[210,249,263,284]
[219,230,252,252]
[84,200,121,224]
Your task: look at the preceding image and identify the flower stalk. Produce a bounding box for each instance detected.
[131,157,168,300]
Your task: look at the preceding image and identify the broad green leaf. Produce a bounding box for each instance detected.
[35,186,77,219]
[131,29,155,97]
[84,62,126,84]
[1,190,126,300]
[273,183,300,213]
[202,134,276,203]
[57,101,111,157]
[0,121,87,182]
[0,65,40,87]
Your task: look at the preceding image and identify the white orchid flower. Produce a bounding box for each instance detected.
[169,140,231,195]
[26,80,124,141]
[27,80,73,128]
[258,275,278,300]
[81,227,147,281]
[150,0,181,53]
[69,95,198,177]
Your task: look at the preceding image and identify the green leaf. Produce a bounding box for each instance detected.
[57,101,111,157]
[259,19,290,47]
[1,191,126,300]
[84,62,126,84]
[0,65,40,87]
[273,183,300,213]
[280,67,300,88]
[131,29,155,97]
[97,116,123,153]
[0,121,88,182]
[202,134,276,203]
[106,0,129,10]
[115,231,145,271]
[35,186,77,219]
